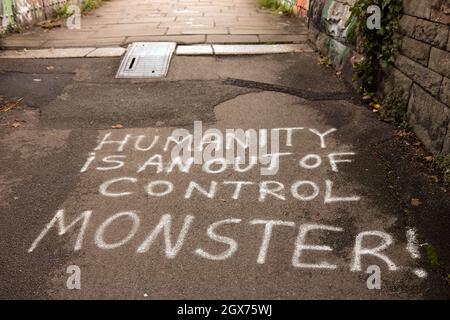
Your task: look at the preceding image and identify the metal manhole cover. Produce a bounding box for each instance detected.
[116,42,176,78]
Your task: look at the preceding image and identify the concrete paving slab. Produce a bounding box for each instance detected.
[0,48,96,59]
[86,47,127,57]
[229,28,293,35]
[213,44,314,55]
[125,35,206,45]
[0,39,48,49]
[42,37,126,48]
[166,27,229,35]
[176,45,213,55]
[206,34,260,43]
[259,34,308,43]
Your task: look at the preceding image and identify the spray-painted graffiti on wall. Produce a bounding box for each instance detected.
[1,0,74,32]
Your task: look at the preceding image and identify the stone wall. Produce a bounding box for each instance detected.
[384,0,450,154]
[308,0,450,155]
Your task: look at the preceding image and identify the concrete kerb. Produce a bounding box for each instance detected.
[0,47,123,59]
[0,43,314,59]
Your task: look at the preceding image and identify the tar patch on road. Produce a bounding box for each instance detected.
[223,78,355,101]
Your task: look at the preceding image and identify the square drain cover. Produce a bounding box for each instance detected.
[116,42,176,78]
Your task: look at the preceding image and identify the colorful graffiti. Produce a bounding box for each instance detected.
[1,0,74,32]
[294,0,310,17]
[309,0,326,27]
[308,0,359,82]
[309,0,355,41]
[276,0,310,17]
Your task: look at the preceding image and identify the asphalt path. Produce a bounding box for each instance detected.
[0,54,449,299]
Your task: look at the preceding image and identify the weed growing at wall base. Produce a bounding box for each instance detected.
[53,3,73,20]
[82,0,103,12]
[433,154,450,186]
[259,0,293,15]
[346,0,403,92]
[379,90,407,125]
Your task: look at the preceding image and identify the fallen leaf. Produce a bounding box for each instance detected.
[430,176,439,183]
[11,122,21,128]
[38,19,62,29]
[425,155,433,162]
[411,198,422,207]
[1,97,23,112]
[111,124,124,129]
[362,95,372,100]
[46,66,54,70]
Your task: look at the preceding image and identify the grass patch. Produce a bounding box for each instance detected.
[379,91,408,125]
[277,3,293,15]
[260,0,278,10]
[318,56,332,66]
[425,244,440,268]
[53,3,73,19]
[259,0,293,15]
[412,232,441,270]
[433,154,450,186]
[82,0,103,12]
[5,24,24,34]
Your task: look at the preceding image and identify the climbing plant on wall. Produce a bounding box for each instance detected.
[346,0,403,92]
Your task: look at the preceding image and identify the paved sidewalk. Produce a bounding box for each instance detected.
[0,0,308,49]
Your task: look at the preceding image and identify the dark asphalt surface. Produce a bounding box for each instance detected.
[0,53,449,299]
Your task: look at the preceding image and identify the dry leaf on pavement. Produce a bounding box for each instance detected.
[430,176,439,183]
[1,98,23,112]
